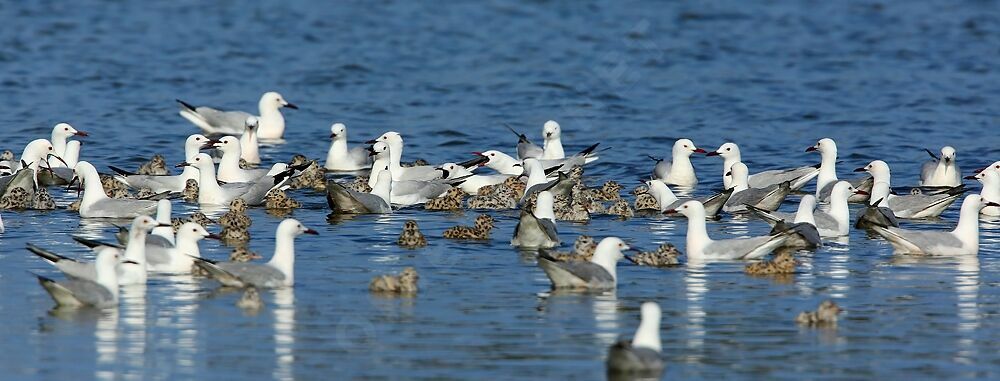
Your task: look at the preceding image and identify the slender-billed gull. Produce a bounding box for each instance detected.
[723,162,792,212]
[649,139,706,187]
[511,191,560,248]
[109,134,208,193]
[192,219,318,288]
[668,200,795,260]
[324,123,370,171]
[177,91,297,139]
[708,142,818,190]
[855,160,964,218]
[71,161,158,218]
[966,168,1000,216]
[35,247,130,309]
[326,168,392,214]
[871,194,998,255]
[750,182,865,237]
[537,237,630,290]
[919,146,962,187]
[606,302,664,375]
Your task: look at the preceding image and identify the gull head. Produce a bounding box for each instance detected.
[543,120,561,140]
[178,153,214,171]
[594,237,630,261]
[278,218,319,238]
[941,146,956,163]
[673,138,706,157]
[245,116,259,131]
[52,122,88,139]
[664,200,706,219]
[475,150,510,166]
[329,123,347,139]
[185,134,210,154]
[832,181,867,200]
[368,141,390,158]
[22,139,56,166]
[132,215,169,233]
[806,137,837,154]
[855,160,890,179]
[214,136,241,154]
[707,142,739,158]
[262,91,297,110]
[177,222,219,242]
[367,131,402,147]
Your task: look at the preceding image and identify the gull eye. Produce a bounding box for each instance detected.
[192,228,197,232]
[48,147,53,150]
[726,148,731,151]
[683,144,688,148]
[64,127,69,131]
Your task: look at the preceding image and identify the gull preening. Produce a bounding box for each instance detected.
[192,218,318,288]
[177,91,298,139]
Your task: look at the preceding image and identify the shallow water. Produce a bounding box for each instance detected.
[2,0,999,379]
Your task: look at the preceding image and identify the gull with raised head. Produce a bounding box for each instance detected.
[537,237,630,290]
[192,219,318,288]
[708,142,819,190]
[177,91,297,139]
[668,200,795,260]
[541,120,565,160]
[239,116,261,164]
[649,139,705,187]
[48,123,88,168]
[325,123,370,171]
[871,195,997,255]
[920,146,962,187]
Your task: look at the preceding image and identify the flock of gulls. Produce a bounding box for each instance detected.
[2,91,998,376]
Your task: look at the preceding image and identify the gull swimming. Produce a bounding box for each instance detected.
[723,162,792,212]
[749,182,865,237]
[606,302,664,374]
[177,91,298,139]
[856,160,964,218]
[919,146,962,187]
[71,161,158,218]
[644,179,732,219]
[239,116,261,164]
[748,195,822,248]
[109,134,208,193]
[668,200,795,260]
[649,138,705,187]
[324,123,370,171]
[35,246,129,309]
[871,194,997,255]
[146,222,218,273]
[204,136,269,183]
[438,162,510,195]
[511,190,560,248]
[192,219,318,288]
[48,123,88,168]
[540,120,565,160]
[707,142,819,190]
[966,168,999,216]
[367,131,444,182]
[537,237,630,290]
[326,167,393,214]
[179,153,296,206]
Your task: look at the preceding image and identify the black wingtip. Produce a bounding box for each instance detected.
[537,250,559,263]
[924,148,939,160]
[26,243,68,262]
[107,165,136,176]
[578,143,600,156]
[187,254,218,264]
[176,99,198,111]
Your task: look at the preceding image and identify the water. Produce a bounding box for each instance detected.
[1,0,999,379]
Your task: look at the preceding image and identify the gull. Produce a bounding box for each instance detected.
[606,302,664,374]
[1,139,57,191]
[203,136,269,183]
[506,124,543,160]
[644,179,733,219]
[540,120,565,160]
[855,160,964,218]
[71,161,158,218]
[438,162,510,195]
[48,123,88,168]
[872,195,998,255]
[367,131,443,182]
[723,162,792,212]
[151,199,175,244]
[966,168,1000,216]
[147,222,218,273]
[511,191,560,248]
[239,116,261,164]
[748,195,822,248]
[806,138,841,199]
[177,91,298,139]
[749,182,865,237]
[366,142,468,205]
[855,181,900,229]
[919,146,962,187]
[649,139,706,187]
[326,167,393,214]
[109,134,209,193]
[27,243,121,282]
[178,153,298,206]
[69,216,167,285]
[667,200,795,260]
[520,159,573,202]
[191,219,318,288]
[537,237,630,290]
[0,211,4,233]
[63,140,81,168]
[35,246,130,309]
[324,123,370,171]
[476,150,523,176]
[708,142,819,190]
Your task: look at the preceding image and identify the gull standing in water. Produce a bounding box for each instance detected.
[919,146,962,187]
[35,247,131,309]
[192,219,318,288]
[649,139,706,187]
[668,201,795,260]
[606,302,665,375]
[511,191,560,248]
[855,160,964,218]
[177,91,298,139]
[537,237,630,290]
[109,134,209,193]
[723,162,792,212]
[871,194,998,255]
[707,142,818,190]
[324,123,370,171]
[71,161,158,218]
[966,168,1000,216]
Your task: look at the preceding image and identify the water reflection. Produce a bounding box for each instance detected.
[591,292,619,346]
[120,284,147,378]
[682,261,707,364]
[272,288,295,381]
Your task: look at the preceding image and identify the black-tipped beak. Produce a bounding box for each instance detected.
[706,151,721,157]
[303,228,319,235]
[724,171,732,176]
[206,233,222,240]
[806,146,818,152]
[47,154,68,167]
[176,162,191,168]
[74,130,89,137]
[853,167,867,172]
[364,139,377,144]
[854,190,869,196]
[121,260,139,265]
[284,102,298,110]
[200,139,221,150]
[157,222,172,227]
[693,148,707,154]
[367,147,378,157]
[436,168,450,178]
[546,132,552,138]
[986,201,1000,207]
[512,163,522,167]
[329,133,337,139]
[66,176,79,190]
[965,175,978,180]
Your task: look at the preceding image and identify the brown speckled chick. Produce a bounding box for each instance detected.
[634,192,659,211]
[0,187,31,210]
[443,214,496,240]
[138,154,169,176]
[606,198,634,218]
[745,250,798,275]
[629,243,681,266]
[502,176,526,199]
[369,267,419,294]
[347,176,372,193]
[424,188,465,211]
[182,179,199,202]
[796,300,843,326]
[549,235,597,261]
[397,220,427,248]
[265,189,302,209]
[32,187,56,210]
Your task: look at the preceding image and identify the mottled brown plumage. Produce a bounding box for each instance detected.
[424,188,466,211]
[265,189,301,209]
[182,179,199,202]
[745,250,797,275]
[795,300,843,326]
[397,220,427,248]
[442,214,496,240]
[137,154,169,176]
[369,267,419,294]
[630,243,681,266]
[549,235,597,261]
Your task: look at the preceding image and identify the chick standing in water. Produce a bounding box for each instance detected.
[442,214,496,240]
[397,220,427,248]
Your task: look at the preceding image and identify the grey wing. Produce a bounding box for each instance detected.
[560,261,614,285]
[59,262,98,281]
[348,147,371,166]
[748,167,818,189]
[218,262,286,288]
[92,198,158,217]
[706,236,774,259]
[327,183,370,213]
[195,107,253,130]
[518,141,544,160]
[888,228,963,251]
[393,180,449,199]
[812,211,840,231]
[121,174,184,192]
[699,188,734,217]
[144,236,174,266]
[607,342,664,372]
[537,217,560,243]
[354,192,391,213]
[63,279,115,306]
[397,166,443,182]
[234,177,280,206]
[920,159,937,182]
[888,193,950,216]
[653,160,671,180]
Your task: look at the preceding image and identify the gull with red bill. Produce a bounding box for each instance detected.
[871,194,999,255]
[648,139,706,187]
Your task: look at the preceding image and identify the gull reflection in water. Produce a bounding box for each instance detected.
[164,274,201,373]
[824,240,851,298]
[683,260,707,364]
[120,284,147,378]
[591,291,620,346]
[272,288,296,381]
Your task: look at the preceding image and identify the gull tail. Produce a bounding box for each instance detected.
[923,148,939,160]
[189,255,245,288]
[35,272,83,308]
[870,225,922,253]
[577,143,600,156]
[745,204,783,226]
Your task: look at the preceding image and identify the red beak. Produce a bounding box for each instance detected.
[74,130,89,137]
[693,148,707,154]
[705,151,721,157]
[664,209,677,214]
[854,190,869,195]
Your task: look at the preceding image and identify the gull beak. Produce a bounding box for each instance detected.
[200,139,221,150]
[303,228,319,235]
[157,222,172,227]
[986,201,1000,207]
[121,260,140,265]
[329,132,337,139]
[66,176,79,190]
[545,132,552,138]
[964,174,978,180]
[725,171,732,177]
[693,148,707,154]
[436,168,450,178]
[805,146,818,152]
[47,154,68,167]
[705,151,721,157]
[74,130,89,137]
[663,208,678,214]
[366,147,378,157]
[853,167,867,172]
[512,163,522,167]
[854,190,869,195]
[283,102,298,110]
[176,162,191,168]
[206,233,222,240]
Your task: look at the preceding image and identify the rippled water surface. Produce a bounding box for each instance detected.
[1,1,999,380]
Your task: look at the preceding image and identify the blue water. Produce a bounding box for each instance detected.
[1,0,999,379]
